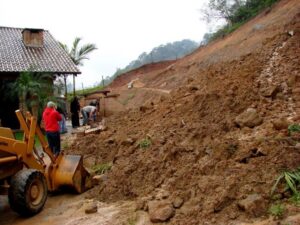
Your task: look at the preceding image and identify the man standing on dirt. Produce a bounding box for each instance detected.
[42,101,62,156]
[81,105,97,126]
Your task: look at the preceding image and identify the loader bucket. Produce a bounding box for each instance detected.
[48,154,90,193]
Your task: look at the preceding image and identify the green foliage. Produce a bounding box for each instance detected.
[92,162,112,175]
[271,169,300,197]
[14,131,43,147]
[60,37,97,66]
[268,203,285,218]
[111,39,199,79]
[290,194,300,206]
[139,138,152,149]
[288,124,300,135]
[9,70,55,122]
[66,83,106,102]
[201,0,280,44]
[127,216,136,225]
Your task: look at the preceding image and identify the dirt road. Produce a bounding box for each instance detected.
[0,193,151,225]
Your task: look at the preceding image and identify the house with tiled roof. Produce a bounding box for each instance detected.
[0,26,80,128]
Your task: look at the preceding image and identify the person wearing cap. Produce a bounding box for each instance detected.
[42,101,62,156]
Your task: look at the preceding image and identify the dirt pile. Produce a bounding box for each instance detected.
[68,1,300,224]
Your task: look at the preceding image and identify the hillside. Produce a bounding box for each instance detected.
[67,0,300,224]
[111,39,198,79]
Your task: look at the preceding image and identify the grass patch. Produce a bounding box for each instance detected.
[14,131,44,147]
[268,203,285,218]
[120,92,136,105]
[127,216,136,225]
[288,124,300,136]
[290,194,300,207]
[139,138,151,149]
[61,141,70,150]
[91,162,112,175]
[271,169,300,199]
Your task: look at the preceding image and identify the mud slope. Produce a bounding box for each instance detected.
[69,0,300,224]
[109,60,176,90]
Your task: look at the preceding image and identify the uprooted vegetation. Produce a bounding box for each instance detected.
[66,1,300,224]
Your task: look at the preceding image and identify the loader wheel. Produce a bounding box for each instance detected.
[8,169,48,217]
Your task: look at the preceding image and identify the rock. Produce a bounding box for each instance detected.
[293,87,300,94]
[188,85,199,92]
[155,189,170,200]
[85,201,98,214]
[140,105,150,113]
[260,85,280,98]
[148,200,175,223]
[287,75,296,87]
[136,199,147,211]
[288,30,294,36]
[92,174,106,185]
[136,197,151,211]
[237,194,266,217]
[295,143,300,150]
[235,108,263,128]
[172,197,184,208]
[106,137,115,144]
[121,138,135,146]
[272,118,289,130]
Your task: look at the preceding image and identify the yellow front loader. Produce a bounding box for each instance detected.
[0,110,89,216]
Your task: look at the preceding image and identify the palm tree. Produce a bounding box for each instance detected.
[11,71,54,119]
[60,37,97,96]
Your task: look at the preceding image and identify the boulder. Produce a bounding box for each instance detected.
[272,118,289,130]
[238,194,266,217]
[260,85,280,98]
[172,197,184,208]
[92,174,107,186]
[148,200,175,223]
[85,201,98,214]
[155,189,170,200]
[235,108,263,128]
[106,137,115,144]
[121,138,135,146]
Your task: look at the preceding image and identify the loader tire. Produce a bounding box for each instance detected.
[8,169,48,217]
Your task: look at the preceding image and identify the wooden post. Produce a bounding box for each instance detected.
[73,74,76,97]
[64,74,68,117]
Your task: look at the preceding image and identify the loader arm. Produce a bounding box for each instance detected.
[14,110,90,193]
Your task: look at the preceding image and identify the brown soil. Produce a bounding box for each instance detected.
[67,0,300,224]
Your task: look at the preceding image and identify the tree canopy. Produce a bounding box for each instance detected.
[200,0,280,45]
[111,39,199,79]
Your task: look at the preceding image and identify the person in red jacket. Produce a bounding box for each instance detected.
[42,101,62,156]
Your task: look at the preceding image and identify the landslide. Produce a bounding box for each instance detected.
[109,60,176,90]
[69,1,300,224]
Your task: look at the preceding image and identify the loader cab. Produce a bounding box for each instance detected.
[0,77,19,129]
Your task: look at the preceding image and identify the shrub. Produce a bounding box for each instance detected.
[271,169,300,197]
[288,124,300,135]
[92,162,112,175]
[139,138,151,149]
[203,0,280,44]
[268,203,285,218]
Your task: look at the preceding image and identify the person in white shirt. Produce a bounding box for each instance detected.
[81,105,97,126]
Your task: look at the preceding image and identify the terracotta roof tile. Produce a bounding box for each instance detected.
[0,27,80,74]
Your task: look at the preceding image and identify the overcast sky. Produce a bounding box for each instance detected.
[0,0,208,88]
